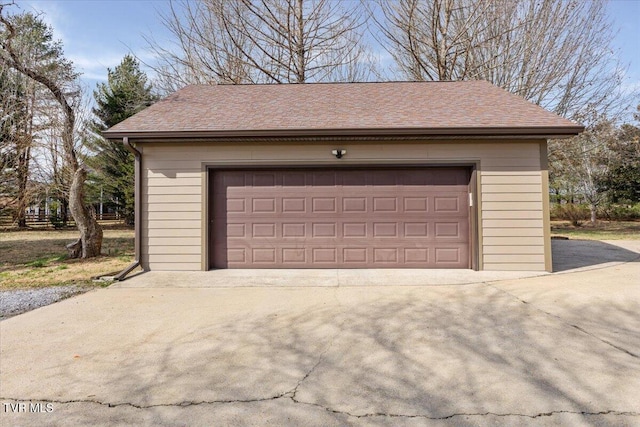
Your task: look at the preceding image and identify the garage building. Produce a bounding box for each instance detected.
[103,81,583,272]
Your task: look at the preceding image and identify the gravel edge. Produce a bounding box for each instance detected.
[0,285,95,321]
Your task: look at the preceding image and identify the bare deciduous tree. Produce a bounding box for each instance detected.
[147,0,375,92]
[372,0,628,120]
[1,3,102,257]
[550,110,617,222]
[0,14,39,227]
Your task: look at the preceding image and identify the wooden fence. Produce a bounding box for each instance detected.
[0,212,123,229]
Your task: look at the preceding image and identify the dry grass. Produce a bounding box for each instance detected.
[551,220,640,240]
[0,228,134,290]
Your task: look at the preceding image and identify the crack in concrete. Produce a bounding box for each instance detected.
[288,314,346,400]
[3,396,637,420]
[485,283,640,359]
[0,393,290,410]
[1,288,350,417]
[342,409,640,420]
[287,395,640,420]
[283,282,347,402]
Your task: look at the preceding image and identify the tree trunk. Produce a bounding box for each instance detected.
[590,203,597,223]
[66,168,103,258]
[61,198,69,226]
[16,176,28,228]
[1,6,103,259]
[15,139,30,228]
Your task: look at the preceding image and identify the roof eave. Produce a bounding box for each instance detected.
[103,126,584,142]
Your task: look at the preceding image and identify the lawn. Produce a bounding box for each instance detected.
[551,220,640,240]
[0,228,134,290]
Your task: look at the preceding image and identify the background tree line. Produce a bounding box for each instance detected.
[1,0,639,258]
[1,2,155,257]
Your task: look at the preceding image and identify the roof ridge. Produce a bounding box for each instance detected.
[184,80,489,88]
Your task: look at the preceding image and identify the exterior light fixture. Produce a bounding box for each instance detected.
[332,149,347,159]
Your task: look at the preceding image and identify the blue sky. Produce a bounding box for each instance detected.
[14,0,640,116]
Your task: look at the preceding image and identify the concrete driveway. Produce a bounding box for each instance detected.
[1,240,639,426]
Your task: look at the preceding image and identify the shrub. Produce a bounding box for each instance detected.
[49,213,64,229]
[551,203,590,226]
[599,203,640,221]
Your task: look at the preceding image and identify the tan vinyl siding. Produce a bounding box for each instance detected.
[483,246,544,254]
[146,237,202,247]
[140,140,548,271]
[145,228,202,238]
[145,194,201,204]
[482,237,545,246]
[482,219,544,228]
[144,245,202,255]
[482,263,545,271]
[482,184,542,193]
[482,211,543,219]
[481,175,542,185]
[482,201,543,211]
[147,211,201,221]
[480,161,545,270]
[146,186,202,195]
[144,170,202,179]
[481,193,542,202]
[144,220,201,229]
[484,254,545,263]
[483,228,543,237]
[144,203,201,212]
[144,177,202,187]
[147,263,202,271]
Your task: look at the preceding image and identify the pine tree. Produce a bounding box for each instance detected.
[88,55,157,225]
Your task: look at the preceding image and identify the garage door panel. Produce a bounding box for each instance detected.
[282,248,306,263]
[224,219,468,241]
[212,168,470,268]
[282,198,306,213]
[218,244,471,268]
[219,194,468,217]
[216,171,246,189]
[343,222,367,237]
[282,223,306,237]
[404,222,429,237]
[312,197,338,213]
[343,247,367,263]
[405,248,429,263]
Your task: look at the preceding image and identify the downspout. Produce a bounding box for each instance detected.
[114,137,142,280]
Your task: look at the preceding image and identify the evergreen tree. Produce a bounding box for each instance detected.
[1,11,72,227]
[599,106,640,203]
[88,55,157,225]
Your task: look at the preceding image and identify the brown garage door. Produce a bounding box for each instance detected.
[210,168,470,269]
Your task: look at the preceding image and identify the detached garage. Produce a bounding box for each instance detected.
[103,81,583,273]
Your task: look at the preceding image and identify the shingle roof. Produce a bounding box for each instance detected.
[103,81,583,140]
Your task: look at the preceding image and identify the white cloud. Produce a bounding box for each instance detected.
[17,0,68,44]
[69,51,137,82]
[70,52,123,70]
